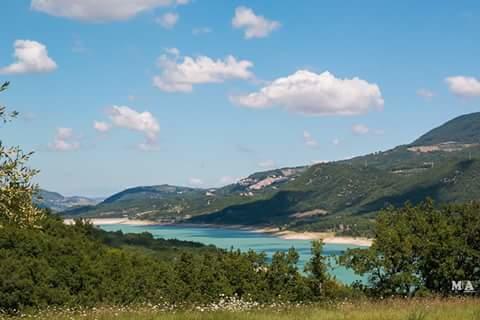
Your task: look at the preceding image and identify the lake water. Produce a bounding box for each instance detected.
[100,224,366,284]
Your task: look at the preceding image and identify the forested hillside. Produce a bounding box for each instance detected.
[57,112,480,235]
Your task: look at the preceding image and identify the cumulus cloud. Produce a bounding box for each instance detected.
[188,177,204,186]
[156,12,178,29]
[93,121,111,133]
[231,70,384,116]
[232,6,280,39]
[49,128,80,152]
[258,160,276,169]
[0,40,57,75]
[417,88,435,100]
[153,49,254,92]
[445,76,480,97]
[303,131,318,148]
[105,106,160,150]
[31,0,189,22]
[107,106,159,140]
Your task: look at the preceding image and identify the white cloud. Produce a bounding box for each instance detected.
[232,6,280,39]
[303,130,318,148]
[332,138,340,146]
[0,40,57,75]
[192,27,212,35]
[188,177,204,186]
[107,106,159,140]
[417,88,435,99]
[258,160,276,169]
[93,121,111,133]
[156,12,178,29]
[445,76,480,97]
[106,106,160,150]
[31,0,189,22]
[352,124,370,135]
[232,70,384,116]
[153,49,254,92]
[49,128,80,152]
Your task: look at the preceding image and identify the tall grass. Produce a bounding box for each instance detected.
[3,298,479,320]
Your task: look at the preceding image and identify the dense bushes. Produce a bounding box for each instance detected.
[0,215,342,312]
[341,200,480,297]
[2,200,479,312]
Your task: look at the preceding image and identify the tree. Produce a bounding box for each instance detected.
[0,82,19,123]
[340,200,480,296]
[0,81,44,227]
[305,240,330,297]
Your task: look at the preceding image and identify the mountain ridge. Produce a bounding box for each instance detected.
[53,112,480,235]
[35,189,103,212]
[412,112,480,146]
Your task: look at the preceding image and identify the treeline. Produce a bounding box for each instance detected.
[86,223,217,259]
[289,214,376,238]
[2,200,479,313]
[0,214,346,312]
[341,200,480,297]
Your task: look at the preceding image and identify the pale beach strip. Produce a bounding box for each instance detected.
[63,218,158,226]
[63,219,373,246]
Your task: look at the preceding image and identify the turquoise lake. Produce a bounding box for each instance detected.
[100,224,366,284]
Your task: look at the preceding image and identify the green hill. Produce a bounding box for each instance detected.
[189,157,480,232]
[59,112,480,235]
[61,167,307,221]
[35,189,102,212]
[412,112,480,146]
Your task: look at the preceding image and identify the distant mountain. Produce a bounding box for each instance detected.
[189,112,480,232]
[102,185,201,204]
[61,167,307,220]
[60,112,480,235]
[412,112,480,146]
[35,189,103,212]
[190,157,480,230]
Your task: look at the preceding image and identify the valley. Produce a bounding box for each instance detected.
[51,112,480,237]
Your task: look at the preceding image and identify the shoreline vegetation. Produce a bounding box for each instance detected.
[63,218,373,246]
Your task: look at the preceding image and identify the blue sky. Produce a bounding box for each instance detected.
[1,0,480,196]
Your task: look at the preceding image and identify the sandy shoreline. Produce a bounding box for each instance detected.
[246,227,372,247]
[63,218,372,247]
[63,218,159,226]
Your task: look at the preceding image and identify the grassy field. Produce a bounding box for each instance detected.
[4,298,479,320]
